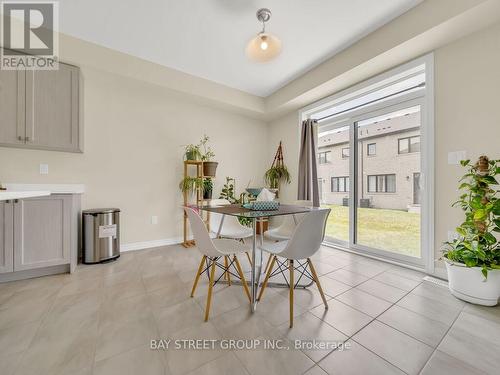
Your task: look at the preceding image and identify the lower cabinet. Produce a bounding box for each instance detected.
[0,195,77,276]
[0,202,14,273]
[14,195,72,271]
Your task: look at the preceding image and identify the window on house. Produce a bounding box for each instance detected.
[342,147,350,159]
[331,176,349,192]
[318,151,331,164]
[367,174,396,193]
[367,143,376,156]
[398,136,420,154]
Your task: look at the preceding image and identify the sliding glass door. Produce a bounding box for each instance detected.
[318,122,351,246]
[352,101,423,262]
[309,55,433,269]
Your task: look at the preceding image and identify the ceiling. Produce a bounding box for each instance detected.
[58,0,422,97]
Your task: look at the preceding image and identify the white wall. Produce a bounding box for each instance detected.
[0,65,268,245]
[268,21,500,272]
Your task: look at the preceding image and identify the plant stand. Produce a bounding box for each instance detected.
[182,161,213,247]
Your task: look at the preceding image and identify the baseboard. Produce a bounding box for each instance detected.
[0,264,70,283]
[120,237,188,252]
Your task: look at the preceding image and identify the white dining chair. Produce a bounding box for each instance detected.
[262,200,313,273]
[185,207,251,321]
[257,208,331,328]
[209,198,253,265]
[264,200,313,241]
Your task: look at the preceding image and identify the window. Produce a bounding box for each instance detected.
[331,177,349,192]
[367,143,376,156]
[318,151,331,164]
[398,136,420,154]
[342,147,350,158]
[367,174,396,193]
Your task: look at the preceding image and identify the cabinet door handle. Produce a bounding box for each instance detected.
[5,200,10,203]
[25,136,31,142]
[14,199,19,203]
[18,136,23,141]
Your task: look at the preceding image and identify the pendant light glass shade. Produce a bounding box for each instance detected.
[246,33,282,62]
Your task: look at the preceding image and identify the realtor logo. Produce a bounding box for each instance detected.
[1,1,59,69]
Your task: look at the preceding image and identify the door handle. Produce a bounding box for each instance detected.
[25,136,31,142]
[18,136,23,141]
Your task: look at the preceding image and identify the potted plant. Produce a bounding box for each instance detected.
[442,156,500,306]
[203,178,213,200]
[184,144,201,161]
[199,135,218,177]
[179,176,204,195]
[264,142,291,195]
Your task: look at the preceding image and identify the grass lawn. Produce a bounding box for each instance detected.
[322,204,421,257]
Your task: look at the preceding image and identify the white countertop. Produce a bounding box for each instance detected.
[2,183,85,194]
[0,191,51,201]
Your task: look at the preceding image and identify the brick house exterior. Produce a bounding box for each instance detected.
[317,111,421,211]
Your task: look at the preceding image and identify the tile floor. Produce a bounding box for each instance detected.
[0,244,499,375]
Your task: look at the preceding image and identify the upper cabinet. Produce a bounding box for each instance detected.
[0,59,81,153]
[0,69,25,145]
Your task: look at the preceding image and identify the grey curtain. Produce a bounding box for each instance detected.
[297,118,320,207]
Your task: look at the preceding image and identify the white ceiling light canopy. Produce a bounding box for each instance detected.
[246,8,282,63]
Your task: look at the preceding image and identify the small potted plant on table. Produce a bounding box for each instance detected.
[442,156,500,306]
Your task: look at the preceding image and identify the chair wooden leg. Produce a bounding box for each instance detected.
[263,253,272,274]
[289,259,294,328]
[224,256,231,286]
[190,255,206,297]
[234,256,251,302]
[245,252,252,266]
[204,257,217,322]
[258,255,276,301]
[308,258,328,309]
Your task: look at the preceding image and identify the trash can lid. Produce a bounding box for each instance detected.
[83,208,120,214]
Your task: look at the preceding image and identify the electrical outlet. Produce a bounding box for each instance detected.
[447,230,459,242]
[151,215,158,225]
[39,164,49,175]
[447,151,467,165]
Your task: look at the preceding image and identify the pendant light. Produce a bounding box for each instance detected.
[246,8,281,63]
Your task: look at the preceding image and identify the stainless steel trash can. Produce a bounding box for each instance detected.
[82,208,120,264]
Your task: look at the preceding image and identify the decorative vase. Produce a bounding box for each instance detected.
[203,161,218,177]
[445,260,500,306]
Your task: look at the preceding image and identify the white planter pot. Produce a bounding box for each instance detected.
[445,260,500,306]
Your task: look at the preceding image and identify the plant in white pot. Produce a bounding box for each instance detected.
[442,156,500,306]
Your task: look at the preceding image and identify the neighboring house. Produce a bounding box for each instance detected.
[317,111,421,211]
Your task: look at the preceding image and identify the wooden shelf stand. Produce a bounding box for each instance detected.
[182,160,212,247]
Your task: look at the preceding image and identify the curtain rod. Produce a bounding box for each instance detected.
[314,82,426,122]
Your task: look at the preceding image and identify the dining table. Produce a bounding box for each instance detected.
[199,203,322,312]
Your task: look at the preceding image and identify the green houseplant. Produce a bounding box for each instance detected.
[265,142,291,195]
[442,156,500,306]
[179,176,204,195]
[219,177,252,227]
[203,178,213,200]
[199,135,218,177]
[184,144,201,161]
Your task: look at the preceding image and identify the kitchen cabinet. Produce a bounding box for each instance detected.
[0,194,79,280]
[0,69,25,146]
[0,50,81,153]
[25,64,80,151]
[0,202,14,274]
[13,195,72,271]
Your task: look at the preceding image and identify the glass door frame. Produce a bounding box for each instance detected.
[301,54,435,273]
[348,97,428,268]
